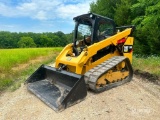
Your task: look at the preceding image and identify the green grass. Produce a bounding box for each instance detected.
[9,58,57,91]
[0,47,62,72]
[0,47,62,92]
[132,55,160,77]
[1,48,159,92]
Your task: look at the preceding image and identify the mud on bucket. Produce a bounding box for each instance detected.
[25,65,87,111]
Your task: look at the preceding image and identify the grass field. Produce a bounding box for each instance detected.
[0,47,62,92]
[0,48,62,72]
[0,48,159,92]
[132,55,160,77]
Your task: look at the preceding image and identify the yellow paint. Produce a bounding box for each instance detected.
[55,28,134,75]
[123,37,134,63]
[96,70,129,88]
[95,61,129,88]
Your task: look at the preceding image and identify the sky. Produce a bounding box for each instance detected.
[0,0,95,33]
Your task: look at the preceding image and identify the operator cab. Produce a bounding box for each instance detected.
[73,13,116,56]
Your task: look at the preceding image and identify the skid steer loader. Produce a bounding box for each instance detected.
[26,13,135,111]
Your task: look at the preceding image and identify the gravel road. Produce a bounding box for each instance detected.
[0,76,160,120]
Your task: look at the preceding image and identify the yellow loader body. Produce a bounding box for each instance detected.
[26,13,135,112]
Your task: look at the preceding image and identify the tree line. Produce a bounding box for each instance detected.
[0,0,159,55]
[0,31,73,48]
[90,0,160,55]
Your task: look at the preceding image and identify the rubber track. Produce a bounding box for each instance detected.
[84,56,133,92]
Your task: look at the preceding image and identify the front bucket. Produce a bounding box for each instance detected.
[25,65,87,111]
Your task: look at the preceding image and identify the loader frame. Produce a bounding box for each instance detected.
[26,13,135,112]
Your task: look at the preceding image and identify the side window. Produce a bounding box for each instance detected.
[98,20,114,37]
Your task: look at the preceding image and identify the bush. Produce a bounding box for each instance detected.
[18,37,36,48]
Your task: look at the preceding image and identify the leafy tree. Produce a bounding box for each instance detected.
[131,0,160,54]
[66,31,74,44]
[114,0,137,26]
[54,31,68,46]
[52,35,61,47]
[39,35,53,47]
[18,37,36,48]
[90,0,120,18]
[90,0,160,55]
[0,31,13,48]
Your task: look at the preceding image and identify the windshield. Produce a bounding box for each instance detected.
[76,23,91,40]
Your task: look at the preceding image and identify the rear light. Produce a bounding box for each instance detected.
[123,45,133,53]
[117,38,126,44]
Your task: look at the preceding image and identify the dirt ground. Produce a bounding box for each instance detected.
[0,76,160,120]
